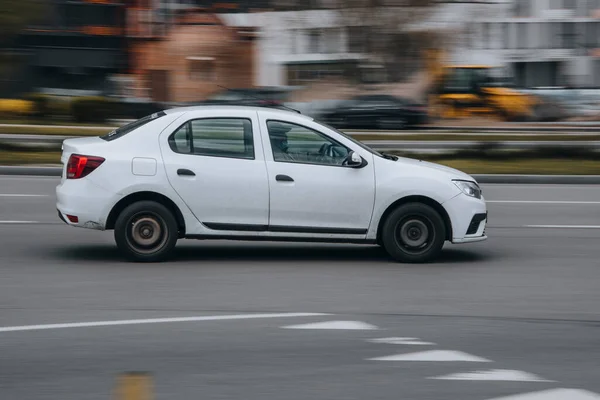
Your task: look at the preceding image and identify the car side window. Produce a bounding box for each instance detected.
[267,120,349,166]
[169,118,254,160]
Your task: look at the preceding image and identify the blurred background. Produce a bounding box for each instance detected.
[2,3,600,400]
[1,0,600,174]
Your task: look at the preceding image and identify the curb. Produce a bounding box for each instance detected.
[1,166,600,184]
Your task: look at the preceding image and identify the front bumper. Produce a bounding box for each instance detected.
[442,193,488,244]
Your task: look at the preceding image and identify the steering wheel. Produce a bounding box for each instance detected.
[319,143,347,158]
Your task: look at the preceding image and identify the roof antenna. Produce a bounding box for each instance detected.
[216,85,301,114]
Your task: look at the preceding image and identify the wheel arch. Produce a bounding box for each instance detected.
[105,191,186,236]
[376,195,453,243]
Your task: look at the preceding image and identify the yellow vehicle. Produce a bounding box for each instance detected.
[425,51,565,122]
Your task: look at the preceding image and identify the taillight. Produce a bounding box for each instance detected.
[66,154,105,179]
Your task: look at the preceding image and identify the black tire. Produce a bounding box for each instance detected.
[114,201,178,262]
[380,203,446,263]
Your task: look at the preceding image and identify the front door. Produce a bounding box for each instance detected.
[160,111,269,227]
[260,118,376,234]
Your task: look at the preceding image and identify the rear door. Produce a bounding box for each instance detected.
[159,109,269,228]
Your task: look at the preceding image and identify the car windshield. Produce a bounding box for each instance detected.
[101,111,166,141]
[313,119,385,158]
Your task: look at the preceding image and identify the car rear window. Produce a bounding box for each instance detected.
[101,111,166,141]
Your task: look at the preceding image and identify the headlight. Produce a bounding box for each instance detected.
[453,180,482,199]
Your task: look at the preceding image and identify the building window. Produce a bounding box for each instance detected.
[506,22,516,49]
[586,22,599,48]
[586,22,600,48]
[348,27,364,53]
[290,30,298,54]
[549,22,560,48]
[188,58,215,81]
[562,22,577,48]
[500,23,509,49]
[481,23,489,49]
[308,30,321,53]
[322,28,340,53]
[516,24,527,49]
[513,0,530,17]
[286,63,350,86]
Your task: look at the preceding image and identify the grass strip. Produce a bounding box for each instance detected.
[432,158,600,175]
[0,151,61,165]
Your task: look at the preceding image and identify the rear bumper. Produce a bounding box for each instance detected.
[56,178,121,230]
[57,209,67,224]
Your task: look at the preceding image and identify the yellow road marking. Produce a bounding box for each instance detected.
[114,372,153,400]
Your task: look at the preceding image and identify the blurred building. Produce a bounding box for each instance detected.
[16,0,127,96]
[123,4,256,102]
[424,0,600,88]
[7,0,270,99]
[220,10,365,87]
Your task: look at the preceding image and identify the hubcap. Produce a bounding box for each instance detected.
[399,219,428,248]
[127,214,168,254]
[395,216,434,255]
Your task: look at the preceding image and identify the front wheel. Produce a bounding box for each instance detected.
[114,201,178,262]
[380,203,446,263]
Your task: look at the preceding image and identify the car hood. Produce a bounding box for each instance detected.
[394,156,476,182]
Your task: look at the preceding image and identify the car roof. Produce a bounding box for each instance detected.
[164,105,313,120]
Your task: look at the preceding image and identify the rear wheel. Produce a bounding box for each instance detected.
[114,201,178,262]
[380,203,446,263]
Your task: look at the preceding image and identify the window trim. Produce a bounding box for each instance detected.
[101,111,166,142]
[265,119,356,168]
[168,117,255,160]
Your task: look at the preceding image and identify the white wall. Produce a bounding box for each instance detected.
[221,0,600,88]
[221,10,361,87]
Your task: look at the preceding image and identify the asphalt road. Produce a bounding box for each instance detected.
[1,176,600,400]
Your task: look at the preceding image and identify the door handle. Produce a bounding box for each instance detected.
[177,168,195,176]
[276,174,294,182]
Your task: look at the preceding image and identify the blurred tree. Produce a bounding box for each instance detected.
[333,0,439,83]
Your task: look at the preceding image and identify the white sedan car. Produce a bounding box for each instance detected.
[56,106,487,263]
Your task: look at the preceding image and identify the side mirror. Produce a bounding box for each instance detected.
[344,151,367,168]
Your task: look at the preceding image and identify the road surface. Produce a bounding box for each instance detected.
[1,176,600,400]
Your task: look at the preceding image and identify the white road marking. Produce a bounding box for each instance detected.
[0,194,48,197]
[488,200,600,204]
[281,320,378,330]
[429,369,553,382]
[368,350,491,362]
[524,225,600,229]
[0,221,40,224]
[0,312,330,333]
[482,388,600,400]
[367,337,435,345]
